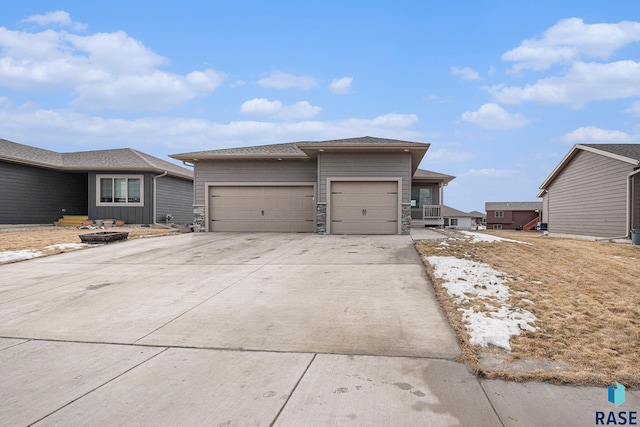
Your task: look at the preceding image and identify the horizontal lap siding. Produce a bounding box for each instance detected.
[0,161,87,224]
[156,176,194,224]
[194,159,317,205]
[548,150,631,237]
[318,153,411,203]
[88,172,153,224]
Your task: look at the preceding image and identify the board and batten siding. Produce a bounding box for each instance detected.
[0,161,88,224]
[194,159,317,204]
[547,150,631,237]
[88,172,154,225]
[318,152,411,203]
[156,176,194,224]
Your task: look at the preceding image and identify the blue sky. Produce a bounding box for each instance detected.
[2,2,639,212]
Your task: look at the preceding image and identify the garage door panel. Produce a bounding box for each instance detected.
[330,181,399,235]
[209,186,314,232]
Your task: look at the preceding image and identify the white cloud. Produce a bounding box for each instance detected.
[74,69,226,111]
[560,126,633,144]
[0,24,226,110]
[20,10,87,31]
[503,18,640,71]
[0,107,421,152]
[450,66,480,81]
[278,101,322,120]
[461,103,531,130]
[240,98,283,115]
[240,98,321,120]
[489,60,640,106]
[257,72,317,90]
[329,77,353,94]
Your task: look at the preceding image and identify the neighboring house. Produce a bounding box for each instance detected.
[485,201,542,231]
[441,205,474,229]
[468,211,487,228]
[537,143,640,239]
[171,136,455,235]
[0,139,194,225]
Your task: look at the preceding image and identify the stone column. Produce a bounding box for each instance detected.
[192,204,205,232]
[401,203,412,235]
[316,203,327,234]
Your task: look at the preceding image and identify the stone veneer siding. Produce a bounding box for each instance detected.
[401,203,411,235]
[193,204,205,232]
[316,203,327,234]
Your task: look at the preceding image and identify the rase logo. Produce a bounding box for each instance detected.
[596,382,637,425]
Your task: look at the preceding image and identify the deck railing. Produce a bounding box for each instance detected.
[422,205,442,220]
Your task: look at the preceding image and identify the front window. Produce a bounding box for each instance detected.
[411,187,431,208]
[97,175,143,206]
[495,211,504,218]
[451,218,458,226]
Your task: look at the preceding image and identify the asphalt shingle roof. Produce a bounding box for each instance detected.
[413,169,456,182]
[441,205,473,217]
[0,139,193,180]
[485,201,543,211]
[580,144,640,161]
[171,136,429,159]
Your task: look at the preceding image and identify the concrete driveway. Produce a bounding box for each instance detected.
[1,232,634,426]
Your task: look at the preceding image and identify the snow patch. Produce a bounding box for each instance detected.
[459,231,531,245]
[44,243,88,251]
[427,255,537,351]
[0,250,44,263]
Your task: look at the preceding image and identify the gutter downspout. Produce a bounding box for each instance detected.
[152,171,173,229]
[597,167,640,241]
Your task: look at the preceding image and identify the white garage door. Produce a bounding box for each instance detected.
[330,181,399,234]
[209,186,315,232]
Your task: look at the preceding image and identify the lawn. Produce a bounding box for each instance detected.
[0,226,180,264]
[415,230,640,388]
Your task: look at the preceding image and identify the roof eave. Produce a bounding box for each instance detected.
[170,153,308,161]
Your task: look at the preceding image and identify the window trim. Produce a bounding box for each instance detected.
[96,174,144,207]
[495,210,504,218]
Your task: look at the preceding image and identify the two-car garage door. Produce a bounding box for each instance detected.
[209,186,315,232]
[208,181,400,234]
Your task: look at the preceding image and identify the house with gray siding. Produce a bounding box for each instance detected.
[537,143,640,239]
[0,139,193,225]
[441,205,475,229]
[171,136,455,235]
[485,201,542,231]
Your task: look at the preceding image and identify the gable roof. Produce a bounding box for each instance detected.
[539,144,640,194]
[468,210,486,218]
[412,168,456,183]
[0,139,193,180]
[485,201,543,211]
[441,205,473,217]
[170,136,431,173]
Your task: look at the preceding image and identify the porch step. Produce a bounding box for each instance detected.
[54,215,89,227]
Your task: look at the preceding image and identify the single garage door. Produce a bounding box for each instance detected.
[330,181,399,234]
[209,186,315,232]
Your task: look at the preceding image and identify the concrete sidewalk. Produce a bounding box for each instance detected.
[0,232,637,426]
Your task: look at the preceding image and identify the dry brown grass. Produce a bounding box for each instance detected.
[416,230,640,387]
[0,226,180,263]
